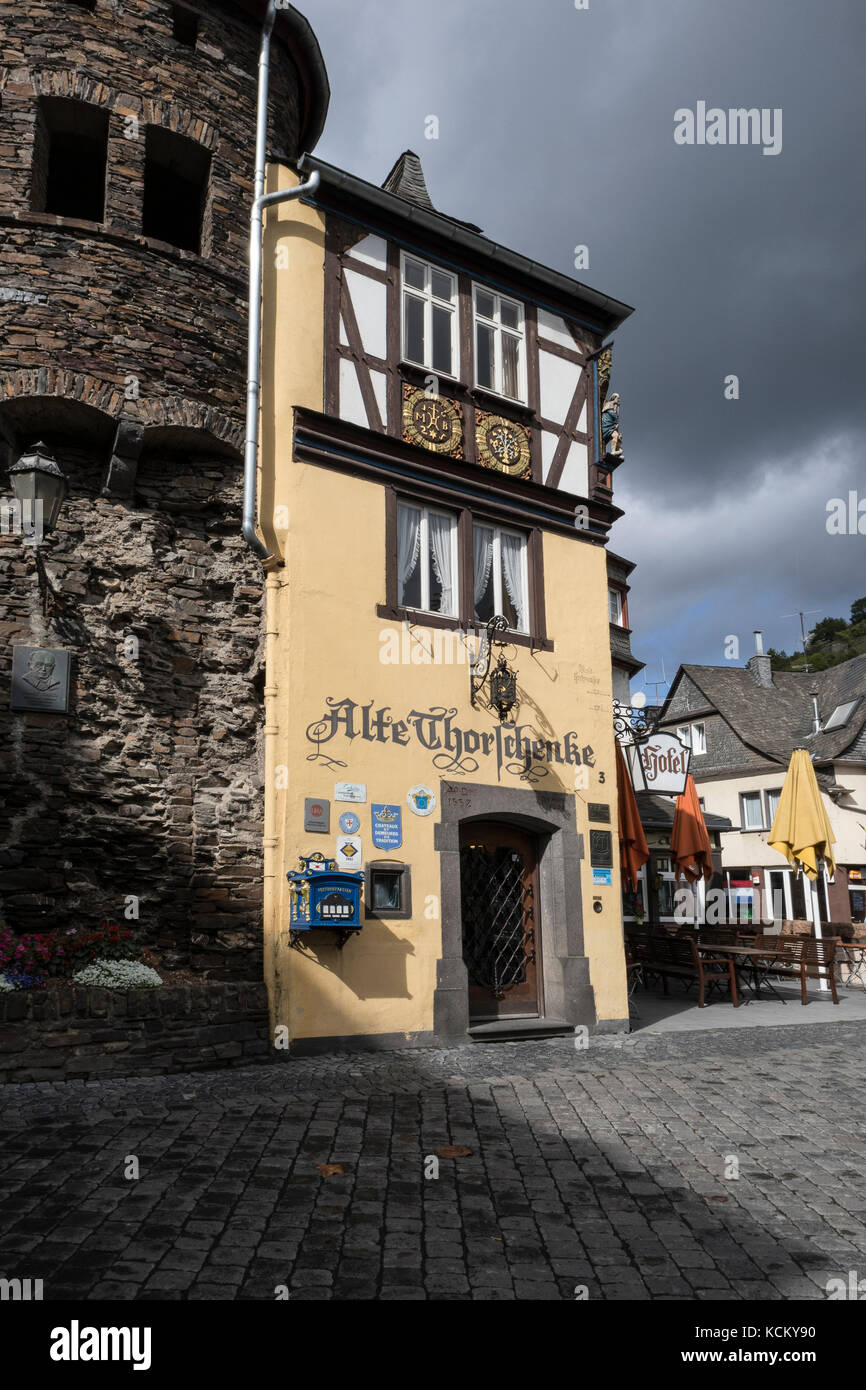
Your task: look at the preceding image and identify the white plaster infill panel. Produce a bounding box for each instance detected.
[540,429,559,485]
[539,350,581,427]
[369,368,388,428]
[344,267,387,361]
[346,234,388,273]
[338,358,368,428]
[557,440,588,497]
[537,307,578,353]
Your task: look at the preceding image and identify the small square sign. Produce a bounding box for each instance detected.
[336,835,362,870]
[335,782,366,803]
[304,798,330,833]
[592,868,613,886]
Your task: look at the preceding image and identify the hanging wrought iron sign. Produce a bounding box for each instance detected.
[626,732,691,796]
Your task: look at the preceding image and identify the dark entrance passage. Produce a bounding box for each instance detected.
[459,820,541,1020]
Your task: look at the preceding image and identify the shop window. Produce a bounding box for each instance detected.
[473,285,526,402]
[142,126,210,253]
[365,862,412,920]
[401,253,456,377]
[473,522,528,633]
[31,98,108,221]
[397,501,458,617]
[739,791,764,830]
[172,4,200,45]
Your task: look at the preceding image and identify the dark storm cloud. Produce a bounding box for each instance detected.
[306,0,866,682]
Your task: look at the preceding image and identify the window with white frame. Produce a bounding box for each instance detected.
[765,787,782,826]
[473,523,529,633]
[401,254,456,377]
[473,285,526,402]
[740,791,763,831]
[608,587,624,626]
[676,722,706,754]
[396,501,458,617]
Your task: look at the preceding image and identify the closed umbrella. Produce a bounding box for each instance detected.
[616,738,649,895]
[670,774,714,884]
[768,749,836,978]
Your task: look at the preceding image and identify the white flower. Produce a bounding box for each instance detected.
[73,958,163,989]
[0,975,14,992]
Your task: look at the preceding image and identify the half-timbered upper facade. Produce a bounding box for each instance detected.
[289,150,634,646]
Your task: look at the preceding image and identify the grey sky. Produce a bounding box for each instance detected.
[306,0,866,694]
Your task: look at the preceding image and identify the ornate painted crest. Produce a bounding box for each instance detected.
[475,411,531,478]
[402,385,464,456]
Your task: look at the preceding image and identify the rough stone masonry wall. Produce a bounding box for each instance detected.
[0,440,265,975]
[0,0,309,977]
[0,982,271,1083]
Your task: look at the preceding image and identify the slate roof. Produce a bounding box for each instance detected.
[660,654,866,766]
[636,792,731,831]
[380,149,485,233]
[382,151,435,210]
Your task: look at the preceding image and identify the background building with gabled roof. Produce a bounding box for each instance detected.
[655,636,866,928]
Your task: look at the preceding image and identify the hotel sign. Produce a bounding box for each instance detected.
[626,732,691,796]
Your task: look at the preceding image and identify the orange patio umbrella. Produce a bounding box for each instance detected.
[670,774,713,884]
[616,738,649,892]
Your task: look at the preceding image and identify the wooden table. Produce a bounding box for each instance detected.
[696,943,795,1001]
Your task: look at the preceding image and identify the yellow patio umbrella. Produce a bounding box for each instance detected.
[768,749,836,980]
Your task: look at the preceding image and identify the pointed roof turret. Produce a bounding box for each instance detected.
[381,150,436,210]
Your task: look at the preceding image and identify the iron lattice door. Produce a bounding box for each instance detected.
[459,821,541,1020]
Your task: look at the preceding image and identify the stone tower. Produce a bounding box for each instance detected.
[0,1,328,977]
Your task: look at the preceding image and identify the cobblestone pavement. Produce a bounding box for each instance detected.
[1,1022,864,1301]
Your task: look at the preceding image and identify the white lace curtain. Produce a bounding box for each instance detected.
[501,531,526,630]
[428,511,455,615]
[397,504,421,602]
[473,525,494,610]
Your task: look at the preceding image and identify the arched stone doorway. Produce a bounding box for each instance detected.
[434,780,597,1042]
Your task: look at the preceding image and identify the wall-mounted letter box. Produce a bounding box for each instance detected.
[287,851,364,948]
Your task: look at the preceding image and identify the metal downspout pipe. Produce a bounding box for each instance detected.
[244,2,320,1043]
[243,0,319,562]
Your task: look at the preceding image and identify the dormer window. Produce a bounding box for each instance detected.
[473,286,526,403]
[401,254,456,377]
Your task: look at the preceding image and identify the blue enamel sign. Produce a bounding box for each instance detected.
[371,803,402,850]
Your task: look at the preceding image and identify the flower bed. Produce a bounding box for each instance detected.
[0,922,157,991]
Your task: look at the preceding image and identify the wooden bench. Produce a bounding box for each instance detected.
[637,934,739,1008]
[748,935,838,1004]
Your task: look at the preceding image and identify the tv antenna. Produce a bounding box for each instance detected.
[780,609,821,673]
[645,657,668,707]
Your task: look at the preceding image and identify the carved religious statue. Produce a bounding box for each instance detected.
[601,393,623,457]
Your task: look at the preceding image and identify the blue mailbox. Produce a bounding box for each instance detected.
[287,851,364,949]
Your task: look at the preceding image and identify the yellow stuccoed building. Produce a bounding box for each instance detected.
[255,150,635,1052]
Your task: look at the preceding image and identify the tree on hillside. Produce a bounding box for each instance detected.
[808,617,847,647]
[851,596,866,625]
